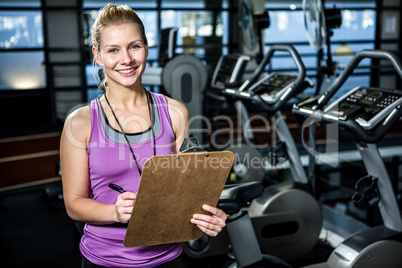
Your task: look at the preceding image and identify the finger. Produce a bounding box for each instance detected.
[201,204,216,214]
[202,205,227,220]
[191,218,222,237]
[120,199,135,207]
[120,192,137,200]
[118,206,134,214]
[196,224,219,237]
[200,206,227,224]
[116,207,132,217]
[116,192,136,207]
[197,214,224,227]
[191,214,225,232]
[120,214,131,224]
[116,207,133,223]
[191,219,215,232]
[116,200,134,210]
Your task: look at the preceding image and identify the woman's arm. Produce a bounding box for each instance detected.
[166,97,190,153]
[60,106,135,224]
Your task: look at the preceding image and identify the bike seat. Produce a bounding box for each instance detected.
[217,181,264,215]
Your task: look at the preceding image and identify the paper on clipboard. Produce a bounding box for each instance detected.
[123,151,234,247]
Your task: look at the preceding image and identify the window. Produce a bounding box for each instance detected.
[0,1,40,8]
[0,0,53,137]
[160,10,228,57]
[83,0,157,9]
[0,8,45,90]
[263,1,376,98]
[0,51,46,90]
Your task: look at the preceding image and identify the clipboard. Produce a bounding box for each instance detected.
[123,151,234,247]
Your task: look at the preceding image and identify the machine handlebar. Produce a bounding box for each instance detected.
[293,49,402,143]
[225,44,310,113]
[316,49,402,109]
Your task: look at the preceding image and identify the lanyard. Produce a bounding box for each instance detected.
[104,89,156,176]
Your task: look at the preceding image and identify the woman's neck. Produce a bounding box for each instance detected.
[104,85,147,109]
[102,85,152,133]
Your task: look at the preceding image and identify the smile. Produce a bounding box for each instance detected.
[117,67,137,74]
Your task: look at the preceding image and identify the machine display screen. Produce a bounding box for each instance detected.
[247,73,297,104]
[211,55,249,89]
[325,87,402,128]
[251,73,296,96]
[213,57,239,88]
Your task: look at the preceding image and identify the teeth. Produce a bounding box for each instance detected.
[118,67,136,74]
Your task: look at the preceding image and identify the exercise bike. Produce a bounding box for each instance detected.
[208,52,266,184]
[184,44,322,263]
[290,49,402,267]
[215,49,402,268]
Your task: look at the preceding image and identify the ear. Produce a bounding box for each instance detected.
[92,46,104,67]
[145,42,149,59]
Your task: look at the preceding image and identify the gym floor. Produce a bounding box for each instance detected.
[0,181,82,268]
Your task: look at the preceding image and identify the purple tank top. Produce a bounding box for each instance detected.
[80,92,183,267]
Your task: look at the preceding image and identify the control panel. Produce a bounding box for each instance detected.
[324,86,402,129]
[211,54,250,89]
[248,73,298,104]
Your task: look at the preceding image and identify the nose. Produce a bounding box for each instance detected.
[120,49,133,64]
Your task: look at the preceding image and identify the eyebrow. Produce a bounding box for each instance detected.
[103,39,144,48]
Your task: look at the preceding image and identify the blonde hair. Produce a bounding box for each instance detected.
[92,3,148,90]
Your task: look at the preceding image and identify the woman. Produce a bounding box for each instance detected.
[60,3,227,268]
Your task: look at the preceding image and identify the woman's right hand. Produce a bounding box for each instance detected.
[115,192,137,223]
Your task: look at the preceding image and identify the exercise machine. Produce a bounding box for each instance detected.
[184,44,322,262]
[292,49,402,267]
[143,28,208,144]
[213,49,402,268]
[209,53,266,184]
[218,181,292,268]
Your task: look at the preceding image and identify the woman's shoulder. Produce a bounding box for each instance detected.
[164,96,189,141]
[66,104,91,127]
[165,95,189,117]
[62,105,92,146]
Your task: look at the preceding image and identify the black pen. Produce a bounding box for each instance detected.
[108,183,126,193]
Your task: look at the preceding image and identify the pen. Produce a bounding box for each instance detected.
[108,183,126,193]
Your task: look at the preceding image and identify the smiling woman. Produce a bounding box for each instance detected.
[60,3,227,268]
[93,22,148,92]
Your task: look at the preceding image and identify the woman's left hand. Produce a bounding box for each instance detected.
[191,204,227,237]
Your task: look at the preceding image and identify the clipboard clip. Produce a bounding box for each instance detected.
[179,134,205,153]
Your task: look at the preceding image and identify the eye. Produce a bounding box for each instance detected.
[131,45,141,49]
[108,48,118,53]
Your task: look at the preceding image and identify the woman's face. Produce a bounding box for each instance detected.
[94,23,148,90]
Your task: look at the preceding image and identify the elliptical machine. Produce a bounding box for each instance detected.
[184,44,322,262]
[291,49,402,267]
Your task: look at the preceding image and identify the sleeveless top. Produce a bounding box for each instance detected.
[80,92,183,268]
